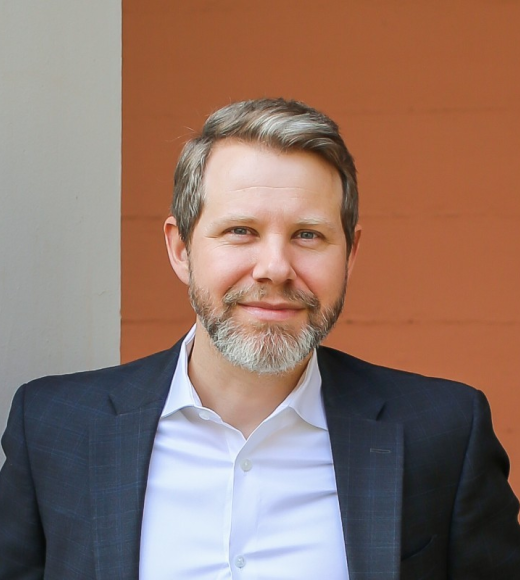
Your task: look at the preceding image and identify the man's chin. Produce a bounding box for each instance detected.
[229,318,306,340]
[231,308,309,332]
[204,317,321,375]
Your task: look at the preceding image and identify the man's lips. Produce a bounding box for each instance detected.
[237,301,305,321]
[240,301,304,310]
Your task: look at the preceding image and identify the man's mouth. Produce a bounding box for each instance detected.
[237,301,305,321]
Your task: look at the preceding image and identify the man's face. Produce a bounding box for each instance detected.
[167,140,359,374]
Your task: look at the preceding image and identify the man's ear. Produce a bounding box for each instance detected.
[347,225,362,278]
[164,216,190,286]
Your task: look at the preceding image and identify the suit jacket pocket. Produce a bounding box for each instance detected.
[400,535,439,580]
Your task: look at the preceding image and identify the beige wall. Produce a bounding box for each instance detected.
[122,1,520,495]
[0,1,121,442]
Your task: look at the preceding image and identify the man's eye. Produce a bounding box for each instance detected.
[297,231,319,240]
[229,227,250,235]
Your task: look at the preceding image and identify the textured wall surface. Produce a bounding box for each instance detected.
[122,1,520,495]
[0,1,121,442]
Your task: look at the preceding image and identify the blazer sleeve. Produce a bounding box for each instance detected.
[449,389,520,579]
[0,385,45,580]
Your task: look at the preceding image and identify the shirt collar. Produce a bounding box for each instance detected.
[275,349,327,429]
[161,324,328,431]
[161,325,201,417]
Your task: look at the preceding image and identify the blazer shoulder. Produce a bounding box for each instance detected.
[12,341,183,419]
[317,344,480,411]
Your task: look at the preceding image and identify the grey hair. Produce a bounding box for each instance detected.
[171,98,359,252]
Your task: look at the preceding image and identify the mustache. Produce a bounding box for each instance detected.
[222,284,320,311]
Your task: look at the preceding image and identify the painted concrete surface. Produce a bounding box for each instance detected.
[0,1,121,445]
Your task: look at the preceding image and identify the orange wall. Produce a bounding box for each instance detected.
[122,1,520,496]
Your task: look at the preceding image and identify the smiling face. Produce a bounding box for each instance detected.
[165,140,360,374]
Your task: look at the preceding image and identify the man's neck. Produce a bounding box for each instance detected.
[187,326,310,438]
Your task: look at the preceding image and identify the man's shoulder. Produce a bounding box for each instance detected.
[317,344,479,411]
[13,342,182,418]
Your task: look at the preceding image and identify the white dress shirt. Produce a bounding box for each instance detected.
[140,326,349,580]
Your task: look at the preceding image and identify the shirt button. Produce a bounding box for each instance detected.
[198,410,211,420]
[240,459,253,472]
[235,555,246,569]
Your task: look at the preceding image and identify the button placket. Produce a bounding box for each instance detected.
[228,438,260,577]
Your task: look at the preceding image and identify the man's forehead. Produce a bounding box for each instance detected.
[203,139,342,192]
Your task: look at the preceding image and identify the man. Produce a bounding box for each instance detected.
[0,98,519,580]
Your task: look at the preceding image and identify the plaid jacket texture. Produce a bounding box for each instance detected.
[1,342,519,579]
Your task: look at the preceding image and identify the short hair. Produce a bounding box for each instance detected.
[171,98,359,253]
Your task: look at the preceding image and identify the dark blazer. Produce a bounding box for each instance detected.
[1,342,519,580]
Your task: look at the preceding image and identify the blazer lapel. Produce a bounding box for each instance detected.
[90,344,181,580]
[319,348,404,580]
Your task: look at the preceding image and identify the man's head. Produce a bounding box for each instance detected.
[171,98,359,255]
[165,98,361,375]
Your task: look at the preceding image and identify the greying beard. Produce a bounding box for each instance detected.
[188,281,346,375]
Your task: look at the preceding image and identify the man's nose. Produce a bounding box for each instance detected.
[251,238,296,285]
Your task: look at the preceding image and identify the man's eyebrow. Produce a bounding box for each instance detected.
[210,215,339,231]
[295,218,338,230]
[210,215,260,226]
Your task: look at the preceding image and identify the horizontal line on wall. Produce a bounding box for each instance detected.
[122,318,520,326]
[359,213,520,220]
[122,215,168,222]
[121,213,520,222]
[332,105,518,118]
[338,319,520,326]
[123,318,194,325]
[123,105,519,121]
